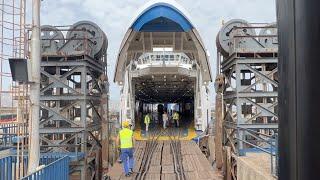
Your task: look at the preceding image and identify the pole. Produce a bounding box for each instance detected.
[277,0,320,179]
[28,0,40,174]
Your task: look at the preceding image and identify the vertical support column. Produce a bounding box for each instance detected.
[131,82,136,127]
[28,0,40,174]
[121,69,130,123]
[101,89,109,177]
[215,74,224,169]
[235,64,244,154]
[80,66,88,180]
[277,0,320,179]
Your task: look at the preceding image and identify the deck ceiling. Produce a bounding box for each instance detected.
[126,32,198,65]
[134,74,195,103]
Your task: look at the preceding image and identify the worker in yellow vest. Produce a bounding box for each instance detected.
[144,113,151,132]
[117,120,135,177]
[173,111,180,127]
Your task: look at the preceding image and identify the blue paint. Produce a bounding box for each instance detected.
[21,156,70,180]
[240,147,278,155]
[132,5,193,32]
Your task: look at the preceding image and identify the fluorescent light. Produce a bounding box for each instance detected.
[153,47,173,52]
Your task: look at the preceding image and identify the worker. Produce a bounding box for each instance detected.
[173,111,180,127]
[117,120,135,177]
[144,113,151,132]
[162,111,169,129]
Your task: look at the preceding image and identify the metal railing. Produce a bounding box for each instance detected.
[0,124,18,146]
[0,123,28,147]
[21,156,70,180]
[0,154,71,180]
[134,52,195,70]
[0,156,15,180]
[224,123,279,177]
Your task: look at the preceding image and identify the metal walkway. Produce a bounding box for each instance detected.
[107,129,222,180]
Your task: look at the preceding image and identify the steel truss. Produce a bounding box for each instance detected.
[217,23,279,178]
[39,52,107,178]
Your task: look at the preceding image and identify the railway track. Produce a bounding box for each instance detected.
[135,128,164,180]
[168,128,185,180]
[134,127,186,180]
[108,126,222,180]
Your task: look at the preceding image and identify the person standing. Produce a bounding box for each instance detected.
[173,111,180,127]
[117,120,135,177]
[162,111,169,129]
[144,113,151,132]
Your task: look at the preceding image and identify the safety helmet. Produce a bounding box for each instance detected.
[122,120,131,128]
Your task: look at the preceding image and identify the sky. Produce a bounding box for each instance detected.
[35,0,276,104]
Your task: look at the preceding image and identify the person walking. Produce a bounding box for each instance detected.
[173,111,180,127]
[117,120,135,177]
[144,113,151,132]
[162,111,169,129]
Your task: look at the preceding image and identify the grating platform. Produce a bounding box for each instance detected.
[107,140,223,180]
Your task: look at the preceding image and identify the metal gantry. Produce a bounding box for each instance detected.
[38,22,108,179]
[216,19,279,178]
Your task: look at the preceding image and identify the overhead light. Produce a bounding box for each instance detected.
[164,75,166,79]
[174,75,177,78]
[164,79,166,82]
[152,75,154,79]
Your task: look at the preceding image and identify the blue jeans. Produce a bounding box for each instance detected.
[120,148,134,175]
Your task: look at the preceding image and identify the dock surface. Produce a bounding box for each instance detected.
[107,140,222,180]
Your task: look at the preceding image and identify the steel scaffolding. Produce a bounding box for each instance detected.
[216,21,279,178]
[0,0,28,179]
[36,25,108,179]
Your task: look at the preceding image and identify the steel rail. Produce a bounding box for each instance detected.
[136,128,164,180]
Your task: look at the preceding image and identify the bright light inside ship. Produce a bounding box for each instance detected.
[153,47,173,52]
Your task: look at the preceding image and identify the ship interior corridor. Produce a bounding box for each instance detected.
[132,74,196,139]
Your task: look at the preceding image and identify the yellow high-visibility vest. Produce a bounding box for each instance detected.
[119,128,133,149]
[144,114,151,124]
[173,112,179,120]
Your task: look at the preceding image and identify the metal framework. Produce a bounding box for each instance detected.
[37,25,108,179]
[217,21,279,179]
[0,0,28,179]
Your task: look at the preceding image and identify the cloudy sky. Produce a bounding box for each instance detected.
[36,0,276,102]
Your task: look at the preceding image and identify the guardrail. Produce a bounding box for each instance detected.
[224,122,279,177]
[0,123,28,147]
[0,156,15,180]
[21,156,70,180]
[134,52,195,70]
[0,124,17,146]
[0,154,71,180]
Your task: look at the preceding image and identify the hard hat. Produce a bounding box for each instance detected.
[122,121,130,128]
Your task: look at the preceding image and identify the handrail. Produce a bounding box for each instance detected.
[135,52,194,66]
[21,156,70,180]
[224,123,278,176]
